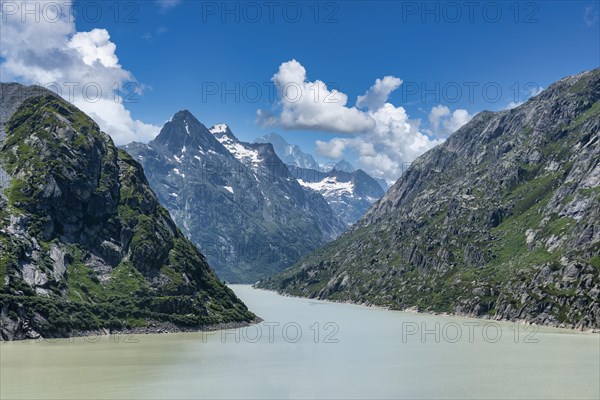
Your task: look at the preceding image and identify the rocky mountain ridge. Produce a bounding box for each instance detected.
[258,68,600,330]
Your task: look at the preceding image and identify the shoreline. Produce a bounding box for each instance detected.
[0,317,264,343]
[251,286,600,334]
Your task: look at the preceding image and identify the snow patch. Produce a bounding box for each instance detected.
[298,177,354,198]
[209,124,228,134]
[217,137,262,170]
[210,124,263,170]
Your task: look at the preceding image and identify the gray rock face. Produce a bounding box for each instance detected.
[123,114,344,283]
[0,84,255,340]
[259,68,600,330]
[0,166,8,194]
[49,244,67,280]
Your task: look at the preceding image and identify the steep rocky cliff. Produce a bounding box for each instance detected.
[258,69,600,330]
[0,84,255,340]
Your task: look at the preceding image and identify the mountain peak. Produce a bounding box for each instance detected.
[124,122,345,282]
[153,110,217,152]
[333,159,355,173]
[173,109,194,118]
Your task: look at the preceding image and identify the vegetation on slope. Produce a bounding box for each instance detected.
[0,92,255,339]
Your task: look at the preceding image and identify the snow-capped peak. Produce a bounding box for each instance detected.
[209,124,229,134]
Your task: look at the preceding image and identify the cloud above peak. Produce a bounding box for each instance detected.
[0,0,159,145]
[356,76,402,111]
[316,103,445,180]
[68,29,120,68]
[259,60,471,181]
[259,59,375,134]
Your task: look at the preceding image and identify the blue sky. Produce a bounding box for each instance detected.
[1,0,599,179]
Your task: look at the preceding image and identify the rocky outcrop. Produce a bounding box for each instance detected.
[258,68,600,330]
[0,85,255,340]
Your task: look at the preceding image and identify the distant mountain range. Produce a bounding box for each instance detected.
[123,113,345,283]
[290,166,385,227]
[258,68,600,330]
[255,133,387,226]
[254,133,387,187]
[0,83,255,340]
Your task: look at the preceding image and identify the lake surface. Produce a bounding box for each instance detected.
[1,285,599,399]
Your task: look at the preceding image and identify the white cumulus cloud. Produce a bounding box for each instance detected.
[68,29,120,68]
[317,104,446,180]
[258,59,375,133]
[356,76,402,111]
[0,0,159,144]
[316,138,347,159]
[260,60,471,182]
